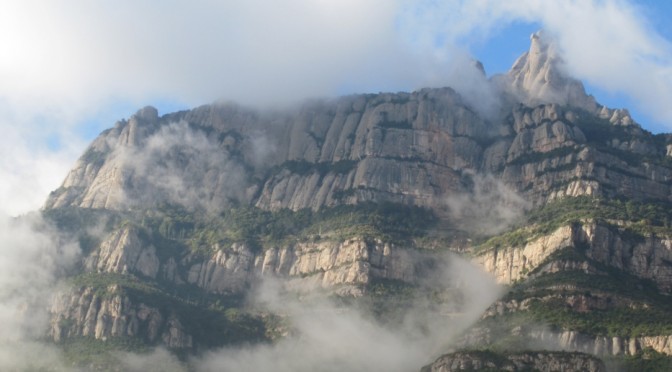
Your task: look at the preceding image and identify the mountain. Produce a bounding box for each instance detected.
[36,32,672,370]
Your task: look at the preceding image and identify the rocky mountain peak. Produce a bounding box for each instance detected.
[507,31,597,112]
[134,105,159,122]
[33,27,672,371]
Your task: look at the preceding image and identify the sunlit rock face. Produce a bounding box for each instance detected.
[506,31,598,113]
[74,222,436,297]
[44,94,672,215]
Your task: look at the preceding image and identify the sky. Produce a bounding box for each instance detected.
[1,0,672,216]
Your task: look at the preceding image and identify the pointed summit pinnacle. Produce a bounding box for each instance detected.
[507,31,596,112]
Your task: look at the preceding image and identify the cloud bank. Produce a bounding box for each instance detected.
[195,253,501,372]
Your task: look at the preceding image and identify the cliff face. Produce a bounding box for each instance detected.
[48,218,445,345]
[45,94,672,214]
[76,224,430,297]
[475,221,672,292]
[184,237,425,296]
[49,285,192,349]
[422,350,605,372]
[467,212,672,359]
[458,322,672,358]
[45,89,491,213]
[44,40,672,214]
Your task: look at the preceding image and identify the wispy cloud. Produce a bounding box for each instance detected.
[195,254,501,372]
[0,213,80,369]
[445,172,529,235]
[114,120,255,212]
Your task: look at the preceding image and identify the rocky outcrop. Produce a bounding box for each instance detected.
[77,222,430,297]
[45,108,160,210]
[457,323,672,357]
[475,220,672,292]
[39,29,672,371]
[186,243,258,294]
[161,315,193,349]
[579,223,672,292]
[468,217,672,359]
[528,329,672,357]
[422,350,605,372]
[506,31,598,113]
[85,226,160,279]
[46,88,497,213]
[49,285,192,349]
[475,225,575,284]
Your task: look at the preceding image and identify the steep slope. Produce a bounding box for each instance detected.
[440,198,672,370]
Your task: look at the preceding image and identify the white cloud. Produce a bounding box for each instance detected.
[445,172,529,235]
[196,254,501,372]
[0,212,80,369]
[0,103,82,216]
[0,0,671,214]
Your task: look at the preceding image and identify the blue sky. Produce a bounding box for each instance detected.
[1,0,672,215]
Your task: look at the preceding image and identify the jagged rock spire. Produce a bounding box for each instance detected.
[507,31,597,112]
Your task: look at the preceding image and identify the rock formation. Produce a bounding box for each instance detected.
[422,350,605,372]
[39,31,672,370]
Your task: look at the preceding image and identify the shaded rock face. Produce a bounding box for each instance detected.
[422,350,605,372]
[460,325,672,358]
[85,226,160,279]
[49,285,192,349]
[529,330,672,357]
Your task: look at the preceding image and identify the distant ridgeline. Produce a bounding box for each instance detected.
[41,32,672,371]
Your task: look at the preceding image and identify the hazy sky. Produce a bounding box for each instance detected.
[1,0,671,215]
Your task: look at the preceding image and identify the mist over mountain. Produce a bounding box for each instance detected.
[3,32,672,371]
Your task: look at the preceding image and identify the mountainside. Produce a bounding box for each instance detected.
[35,32,672,370]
